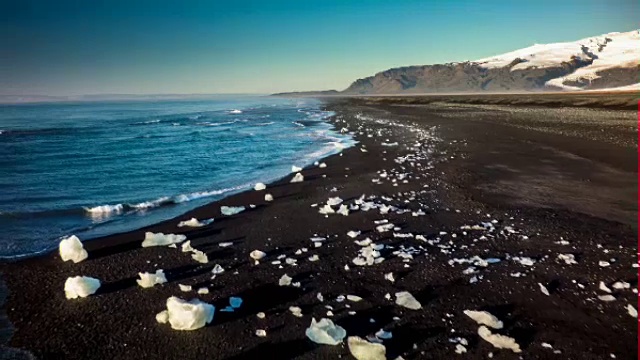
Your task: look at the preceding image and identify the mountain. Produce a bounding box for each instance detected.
[343,30,639,94]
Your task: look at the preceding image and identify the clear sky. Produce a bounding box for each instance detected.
[1,0,637,95]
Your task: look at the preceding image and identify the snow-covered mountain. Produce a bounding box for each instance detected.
[343,30,639,94]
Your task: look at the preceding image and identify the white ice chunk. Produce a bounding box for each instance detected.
[538,283,550,296]
[221,206,245,216]
[142,232,186,247]
[463,310,503,329]
[181,240,194,252]
[289,306,303,317]
[211,264,225,275]
[305,318,347,345]
[179,284,192,292]
[319,162,327,168]
[395,291,422,310]
[348,336,387,360]
[477,326,521,353]
[156,296,215,331]
[292,165,303,173]
[627,304,638,318]
[250,250,267,262]
[254,183,266,191]
[197,287,209,295]
[599,281,612,293]
[279,274,293,286]
[64,276,101,299]
[59,235,88,263]
[137,269,168,288]
[290,173,304,183]
[557,253,577,265]
[178,218,212,228]
[326,197,343,206]
[265,193,274,202]
[319,204,335,214]
[384,272,395,283]
[191,250,209,264]
[255,329,267,337]
[347,231,361,238]
[347,295,363,302]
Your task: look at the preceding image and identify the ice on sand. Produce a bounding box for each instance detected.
[290,173,304,183]
[305,318,347,345]
[142,232,186,247]
[538,283,550,296]
[254,183,266,191]
[179,284,192,292]
[627,304,637,318]
[347,336,387,360]
[292,165,303,173]
[250,250,267,262]
[191,250,209,264]
[395,291,422,310]
[279,274,293,286]
[137,269,168,288]
[59,235,88,263]
[156,296,215,331]
[221,206,245,216]
[64,276,101,299]
[464,310,503,329]
[264,193,274,202]
[178,218,212,228]
[319,204,335,214]
[477,326,521,353]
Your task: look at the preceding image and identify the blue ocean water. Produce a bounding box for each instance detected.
[0,96,353,258]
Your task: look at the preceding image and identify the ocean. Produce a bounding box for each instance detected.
[0,96,354,258]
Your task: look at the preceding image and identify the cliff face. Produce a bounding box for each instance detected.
[343,30,639,94]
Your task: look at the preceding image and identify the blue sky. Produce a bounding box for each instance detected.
[1,0,636,95]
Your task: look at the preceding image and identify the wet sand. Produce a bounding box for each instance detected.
[1,95,637,359]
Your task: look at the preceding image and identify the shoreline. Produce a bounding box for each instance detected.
[1,96,636,359]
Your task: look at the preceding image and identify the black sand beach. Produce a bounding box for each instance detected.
[1,94,637,359]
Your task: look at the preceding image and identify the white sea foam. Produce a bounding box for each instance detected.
[229,109,243,114]
[84,204,124,215]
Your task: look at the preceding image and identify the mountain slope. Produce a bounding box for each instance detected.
[343,30,639,94]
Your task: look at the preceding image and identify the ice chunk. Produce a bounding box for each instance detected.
[612,281,630,290]
[292,165,303,173]
[599,281,612,293]
[265,193,274,202]
[538,283,550,296]
[178,218,212,228]
[319,204,335,214]
[221,206,245,216]
[347,231,361,238]
[305,318,347,345]
[211,264,225,275]
[395,291,422,310]
[319,162,327,168]
[156,296,215,331]
[627,304,637,318]
[64,276,101,299]
[290,173,304,183]
[191,250,209,264]
[181,240,194,252]
[384,272,395,283]
[337,205,349,216]
[279,274,293,286]
[557,253,577,265]
[142,232,186,247]
[347,336,387,360]
[59,235,88,263]
[289,306,303,317]
[197,287,209,295]
[179,284,192,292]
[255,329,267,337]
[250,250,267,262]
[347,295,363,302]
[375,329,392,339]
[455,344,467,354]
[257,312,266,319]
[254,183,266,191]
[230,297,243,308]
[308,254,319,262]
[137,269,168,288]
[477,326,521,353]
[463,310,503,329]
[598,295,616,301]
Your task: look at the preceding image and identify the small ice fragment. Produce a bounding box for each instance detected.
[181,240,194,253]
[230,297,243,308]
[137,269,167,288]
[319,204,335,214]
[221,206,245,216]
[599,281,612,293]
[64,276,101,299]
[337,204,349,216]
[218,242,233,247]
[292,165,303,173]
[477,326,521,353]
[395,291,422,310]
[59,235,88,263]
[347,231,361,238]
[257,312,266,319]
[384,273,395,283]
[317,292,324,302]
[626,304,637,318]
[156,296,214,331]
[347,295,363,302]
[598,261,610,267]
[327,197,343,206]
[279,274,293,286]
[289,306,303,317]
[191,250,209,264]
[197,287,209,295]
[598,295,616,301]
[463,310,503,329]
[308,254,319,262]
[250,250,267,261]
[264,193,274,202]
[179,284,192,292]
[336,295,345,302]
[319,162,327,168]
[557,254,577,265]
[375,329,392,339]
[211,264,225,275]
[347,336,387,360]
[254,183,266,191]
[255,329,267,337]
[538,283,550,296]
[290,173,304,183]
[142,232,186,247]
[455,344,467,354]
[178,218,208,228]
[305,318,347,345]
[612,281,630,290]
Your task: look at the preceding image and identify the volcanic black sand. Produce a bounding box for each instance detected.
[1,95,637,359]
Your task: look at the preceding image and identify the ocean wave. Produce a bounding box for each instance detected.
[228,109,243,114]
[133,119,161,125]
[84,204,124,215]
[292,121,306,127]
[254,122,274,126]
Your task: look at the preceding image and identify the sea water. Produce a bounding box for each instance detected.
[0,96,353,258]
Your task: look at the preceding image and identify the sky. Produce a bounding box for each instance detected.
[1,0,637,96]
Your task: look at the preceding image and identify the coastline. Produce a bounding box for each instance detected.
[1,96,637,359]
